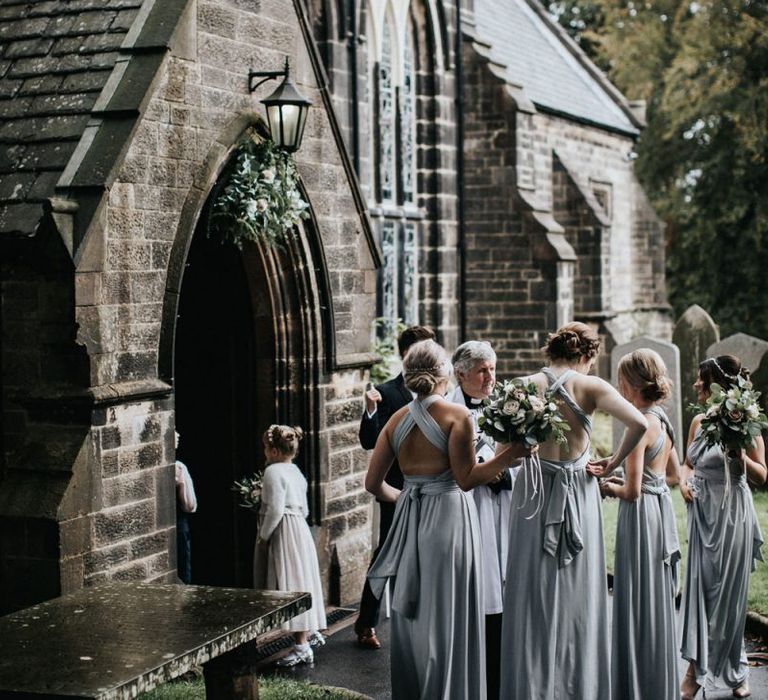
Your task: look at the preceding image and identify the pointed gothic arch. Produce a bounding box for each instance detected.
[159,116,334,585]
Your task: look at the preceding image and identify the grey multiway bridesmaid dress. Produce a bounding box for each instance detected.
[367,395,487,700]
[500,368,610,699]
[611,406,680,699]
[681,425,764,690]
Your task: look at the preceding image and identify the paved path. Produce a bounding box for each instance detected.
[265,612,768,699]
[265,617,390,699]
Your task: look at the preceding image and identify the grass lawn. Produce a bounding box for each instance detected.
[138,676,362,699]
[602,487,768,615]
[594,410,768,614]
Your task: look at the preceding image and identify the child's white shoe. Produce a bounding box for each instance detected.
[309,631,326,647]
[276,643,313,667]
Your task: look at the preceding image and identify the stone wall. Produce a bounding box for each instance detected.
[461,37,671,378]
[77,0,378,602]
[1,0,379,611]
[306,0,461,350]
[461,45,563,376]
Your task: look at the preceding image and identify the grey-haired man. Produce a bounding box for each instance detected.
[449,340,516,700]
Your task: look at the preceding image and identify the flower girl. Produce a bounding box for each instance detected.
[255,424,327,666]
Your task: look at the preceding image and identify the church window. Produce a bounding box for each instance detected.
[379,19,396,203]
[401,28,416,203]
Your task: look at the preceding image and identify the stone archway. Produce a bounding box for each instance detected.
[160,121,333,587]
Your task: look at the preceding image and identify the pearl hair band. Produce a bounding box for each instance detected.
[709,357,739,381]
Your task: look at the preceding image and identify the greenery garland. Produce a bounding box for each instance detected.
[209,139,310,249]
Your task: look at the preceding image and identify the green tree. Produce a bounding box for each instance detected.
[550,0,768,338]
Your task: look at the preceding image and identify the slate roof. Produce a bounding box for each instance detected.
[0,0,147,238]
[472,0,640,135]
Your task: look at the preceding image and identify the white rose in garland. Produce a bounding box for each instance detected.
[209,138,310,249]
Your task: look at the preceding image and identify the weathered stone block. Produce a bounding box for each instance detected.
[92,500,154,547]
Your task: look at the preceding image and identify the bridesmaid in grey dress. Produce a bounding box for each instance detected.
[364,339,528,700]
[499,323,648,700]
[589,349,681,699]
[680,355,766,699]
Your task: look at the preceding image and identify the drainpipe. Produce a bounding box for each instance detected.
[455,0,467,341]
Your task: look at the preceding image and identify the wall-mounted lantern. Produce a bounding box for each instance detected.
[249,57,312,153]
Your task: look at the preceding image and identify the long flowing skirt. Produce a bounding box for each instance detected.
[254,514,327,633]
[500,459,610,699]
[368,473,486,700]
[681,478,763,689]
[612,494,680,699]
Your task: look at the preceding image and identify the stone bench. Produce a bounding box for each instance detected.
[0,582,311,699]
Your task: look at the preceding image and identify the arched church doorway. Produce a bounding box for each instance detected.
[173,203,277,587]
[166,130,332,588]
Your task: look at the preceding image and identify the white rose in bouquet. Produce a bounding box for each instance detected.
[503,400,520,415]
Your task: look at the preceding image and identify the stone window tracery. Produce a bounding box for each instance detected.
[379,19,396,203]
[401,28,416,203]
[369,3,427,330]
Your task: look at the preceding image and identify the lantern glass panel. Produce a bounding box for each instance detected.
[296,106,309,148]
[266,103,281,143]
[279,104,300,148]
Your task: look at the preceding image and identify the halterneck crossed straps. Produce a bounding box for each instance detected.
[637,406,680,568]
[536,367,594,567]
[390,394,449,455]
[369,394,459,619]
[640,405,675,466]
[541,367,593,436]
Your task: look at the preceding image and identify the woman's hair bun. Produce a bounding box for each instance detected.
[618,349,672,402]
[402,339,451,396]
[543,322,601,362]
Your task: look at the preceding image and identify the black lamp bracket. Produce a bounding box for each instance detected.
[248,57,290,93]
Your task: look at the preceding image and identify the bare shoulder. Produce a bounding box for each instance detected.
[384,404,411,432]
[690,413,705,429]
[579,374,612,390]
[514,372,548,394]
[431,399,471,420]
[569,374,613,399]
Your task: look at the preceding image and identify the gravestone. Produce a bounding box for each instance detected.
[611,336,683,458]
[673,305,720,440]
[751,351,768,418]
[706,333,768,373]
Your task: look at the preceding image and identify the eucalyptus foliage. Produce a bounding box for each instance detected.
[209,139,310,249]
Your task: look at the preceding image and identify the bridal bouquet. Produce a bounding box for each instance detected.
[478,379,570,517]
[232,472,264,512]
[477,379,570,447]
[692,375,768,453]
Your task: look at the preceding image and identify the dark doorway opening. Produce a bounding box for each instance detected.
[174,209,276,588]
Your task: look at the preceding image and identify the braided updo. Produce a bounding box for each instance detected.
[618,349,672,402]
[543,322,601,362]
[263,424,304,457]
[403,339,452,396]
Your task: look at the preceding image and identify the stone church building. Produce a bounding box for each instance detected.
[0,0,669,612]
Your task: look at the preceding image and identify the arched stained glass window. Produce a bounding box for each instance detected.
[369,3,428,329]
[378,18,396,203]
[401,28,416,203]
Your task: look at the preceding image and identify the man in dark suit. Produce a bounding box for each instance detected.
[354,325,435,648]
